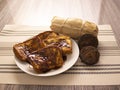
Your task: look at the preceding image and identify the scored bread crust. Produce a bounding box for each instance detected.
[50,16,98,39]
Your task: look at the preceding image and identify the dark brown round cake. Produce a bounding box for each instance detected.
[78,34,98,50]
[80,46,100,65]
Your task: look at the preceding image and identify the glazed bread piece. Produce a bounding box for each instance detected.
[13,36,44,61]
[13,31,59,62]
[13,31,72,62]
[50,16,98,39]
[43,34,72,55]
[35,31,72,54]
[28,46,64,73]
[39,31,72,54]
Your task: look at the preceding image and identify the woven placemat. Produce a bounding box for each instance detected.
[0,25,120,85]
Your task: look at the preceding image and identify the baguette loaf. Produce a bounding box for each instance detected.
[50,16,98,39]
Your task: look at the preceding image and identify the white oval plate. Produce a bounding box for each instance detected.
[15,39,79,76]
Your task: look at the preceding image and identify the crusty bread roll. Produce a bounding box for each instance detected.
[50,16,98,39]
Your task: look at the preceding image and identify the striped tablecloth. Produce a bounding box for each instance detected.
[0,25,120,85]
